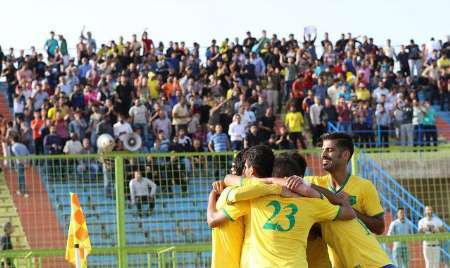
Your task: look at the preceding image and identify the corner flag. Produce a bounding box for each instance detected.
[65,193,92,268]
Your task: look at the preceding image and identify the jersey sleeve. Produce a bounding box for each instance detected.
[361,180,385,217]
[226,179,282,204]
[221,201,250,221]
[309,198,341,222]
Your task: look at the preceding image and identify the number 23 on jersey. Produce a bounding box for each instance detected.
[263,200,299,232]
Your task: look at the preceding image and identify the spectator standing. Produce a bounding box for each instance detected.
[63,133,83,155]
[400,98,414,146]
[172,96,191,132]
[375,105,391,147]
[44,31,59,59]
[284,104,307,149]
[114,75,134,116]
[258,107,275,141]
[208,124,230,152]
[68,111,88,140]
[129,99,149,145]
[422,101,438,147]
[418,206,444,268]
[279,54,298,103]
[129,171,157,217]
[407,39,422,78]
[228,114,246,150]
[387,208,413,268]
[336,96,351,133]
[113,114,133,141]
[412,99,425,146]
[244,124,264,149]
[309,97,324,146]
[152,110,171,140]
[320,97,338,130]
[10,136,30,197]
[30,111,44,154]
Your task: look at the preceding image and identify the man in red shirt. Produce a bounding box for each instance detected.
[30,111,44,154]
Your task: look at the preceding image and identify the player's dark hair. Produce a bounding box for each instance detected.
[245,145,274,177]
[233,148,248,176]
[281,151,307,177]
[397,207,405,212]
[272,156,301,177]
[320,132,354,160]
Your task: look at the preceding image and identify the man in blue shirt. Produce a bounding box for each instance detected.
[208,124,230,178]
[312,77,328,103]
[208,124,230,152]
[387,208,413,268]
[10,136,30,197]
[44,31,59,59]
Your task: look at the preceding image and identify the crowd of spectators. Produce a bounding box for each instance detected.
[1,29,449,159]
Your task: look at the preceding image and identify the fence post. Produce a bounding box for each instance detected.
[115,155,127,267]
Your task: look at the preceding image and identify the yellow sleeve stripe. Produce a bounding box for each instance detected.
[333,206,343,221]
[221,208,235,222]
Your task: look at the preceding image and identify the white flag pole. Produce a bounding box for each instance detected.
[74,244,82,268]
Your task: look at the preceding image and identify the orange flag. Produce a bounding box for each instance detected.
[65,193,92,268]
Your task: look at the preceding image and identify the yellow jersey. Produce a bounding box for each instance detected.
[306,235,331,268]
[249,196,341,268]
[147,79,160,99]
[221,178,282,268]
[211,186,244,268]
[305,175,391,267]
[284,112,304,133]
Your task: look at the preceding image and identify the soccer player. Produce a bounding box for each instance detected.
[210,147,356,267]
[300,132,393,267]
[208,145,279,268]
[208,147,286,268]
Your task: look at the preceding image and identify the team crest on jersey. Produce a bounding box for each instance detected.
[349,195,357,206]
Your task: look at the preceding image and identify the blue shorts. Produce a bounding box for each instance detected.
[382,265,396,268]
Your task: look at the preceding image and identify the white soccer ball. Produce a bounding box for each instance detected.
[97,134,115,153]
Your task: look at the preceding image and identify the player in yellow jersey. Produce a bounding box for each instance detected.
[222,151,331,268]
[296,132,393,267]
[232,155,355,268]
[208,146,328,268]
[209,147,289,268]
[211,147,356,268]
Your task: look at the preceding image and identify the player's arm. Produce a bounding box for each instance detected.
[207,190,228,228]
[222,175,320,201]
[354,210,385,234]
[356,182,386,235]
[310,185,355,220]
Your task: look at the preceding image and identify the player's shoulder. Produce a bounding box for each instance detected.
[349,175,376,188]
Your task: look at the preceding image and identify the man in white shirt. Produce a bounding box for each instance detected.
[418,206,445,268]
[63,133,83,154]
[327,79,340,105]
[228,114,246,150]
[129,171,157,217]
[383,39,397,62]
[372,81,390,104]
[172,96,191,132]
[129,98,149,145]
[309,96,323,146]
[113,114,133,141]
[152,110,171,139]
